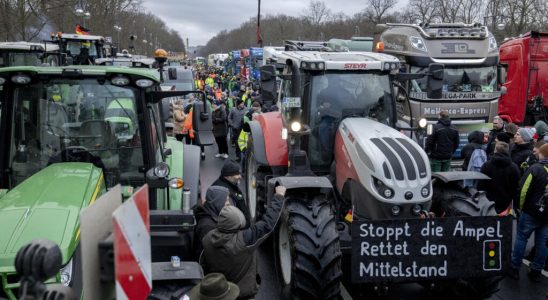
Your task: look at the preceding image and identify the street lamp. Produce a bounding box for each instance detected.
[75,8,91,27]
[114,25,122,49]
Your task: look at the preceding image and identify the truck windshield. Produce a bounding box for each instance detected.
[8,79,143,188]
[308,72,394,166]
[410,65,497,94]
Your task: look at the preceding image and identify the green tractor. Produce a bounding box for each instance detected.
[0,64,211,299]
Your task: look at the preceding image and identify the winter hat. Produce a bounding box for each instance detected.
[221,161,240,177]
[204,186,230,219]
[496,132,511,144]
[218,206,246,232]
[538,144,548,159]
[518,128,535,142]
[534,121,548,136]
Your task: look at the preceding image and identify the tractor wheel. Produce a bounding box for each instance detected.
[275,196,342,300]
[245,147,268,222]
[427,184,501,299]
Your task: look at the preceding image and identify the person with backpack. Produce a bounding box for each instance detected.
[425,110,460,172]
[509,144,548,282]
[511,128,535,168]
[477,141,520,214]
[460,131,484,171]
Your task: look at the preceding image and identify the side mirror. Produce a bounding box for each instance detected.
[497,64,507,85]
[427,63,444,99]
[163,148,172,156]
[168,68,177,80]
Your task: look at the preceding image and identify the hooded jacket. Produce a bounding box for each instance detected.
[201,194,284,298]
[486,126,505,156]
[518,159,548,221]
[212,176,251,228]
[477,152,521,213]
[460,130,485,170]
[511,142,533,169]
[194,186,230,257]
[425,116,460,160]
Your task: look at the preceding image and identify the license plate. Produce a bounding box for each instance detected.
[282,97,301,108]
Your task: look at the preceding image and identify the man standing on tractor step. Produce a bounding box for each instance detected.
[425,110,460,172]
[212,161,251,228]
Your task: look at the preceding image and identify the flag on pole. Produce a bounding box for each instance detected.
[76,24,90,35]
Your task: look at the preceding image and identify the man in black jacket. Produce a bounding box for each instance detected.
[194,186,231,258]
[486,116,505,157]
[477,141,520,214]
[201,185,286,299]
[212,161,251,227]
[425,110,460,172]
[510,144,548,282]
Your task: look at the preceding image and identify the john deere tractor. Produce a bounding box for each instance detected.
[0,56,211,298]
[245,41,510,299]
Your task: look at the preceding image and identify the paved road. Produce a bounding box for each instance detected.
[198,142,548,300]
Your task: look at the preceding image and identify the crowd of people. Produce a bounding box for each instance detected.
[426,111,548,283]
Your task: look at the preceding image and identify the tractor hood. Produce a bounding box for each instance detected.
[337,118,432,205]
[0,163,104,273]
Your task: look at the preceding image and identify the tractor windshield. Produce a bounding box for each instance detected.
[308,72,394,167]
[7,79,143,188]
[66,40,99,57]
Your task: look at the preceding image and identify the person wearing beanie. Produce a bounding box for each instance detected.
[534,120,548,142]
[194,186,231,258]
[511,128,534,169]
[477,141,520,214]
[510,144,548,282]
[496,131,511,144]
[201,185,286,299]
[212,161,251,228]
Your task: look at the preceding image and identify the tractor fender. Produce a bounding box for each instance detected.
[266,176,333,204]
[183,144,201,208]
[248,121,268,165]
[253,112,288,166]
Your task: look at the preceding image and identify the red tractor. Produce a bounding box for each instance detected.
[244,41,510,299]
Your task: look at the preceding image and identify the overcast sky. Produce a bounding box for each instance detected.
[142,0,392,46]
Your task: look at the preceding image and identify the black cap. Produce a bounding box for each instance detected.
[221,161,240,177]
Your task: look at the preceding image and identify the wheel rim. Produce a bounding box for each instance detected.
[278,218,292,285]
[246,152,257,220]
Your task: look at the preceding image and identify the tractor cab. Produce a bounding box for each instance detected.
[0,42,60,67]
[50,33,106,65]
[273,48,401,172]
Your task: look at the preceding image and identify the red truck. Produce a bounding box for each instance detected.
[499,31,548,125]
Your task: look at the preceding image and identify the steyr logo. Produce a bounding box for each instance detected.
[441,43,475,54]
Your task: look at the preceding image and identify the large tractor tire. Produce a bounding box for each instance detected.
[245,147,269,222]
[427,182,502,299]
[275,196,342,300]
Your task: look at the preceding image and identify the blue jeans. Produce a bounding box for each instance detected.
[511,212,548,271]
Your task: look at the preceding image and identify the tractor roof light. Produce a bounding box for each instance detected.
[154,48,168,64]
[300,61,325,71]
[375,41,384,52]
[418,118,428,128]
[11,74,31,85]
[135,79,154,88]
[111,75,130,86]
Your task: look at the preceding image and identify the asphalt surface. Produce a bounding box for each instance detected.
[198,141,548,300]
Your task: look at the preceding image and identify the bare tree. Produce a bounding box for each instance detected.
[302,0,331,26]
[405,0,438,24]
[364,0,397,24]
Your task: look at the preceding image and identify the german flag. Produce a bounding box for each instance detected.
[75,24,90,35]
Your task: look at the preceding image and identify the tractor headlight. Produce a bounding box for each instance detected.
[11,74,31,84]
[59,257,73,286]
[391,205,401,216]
[410,36,427,52]
[488,35,498,51]
[418,118,428,128]
[421,184,430,198]
[372,176,394,199]
[154,162,170,178]
[290,121,301,132]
